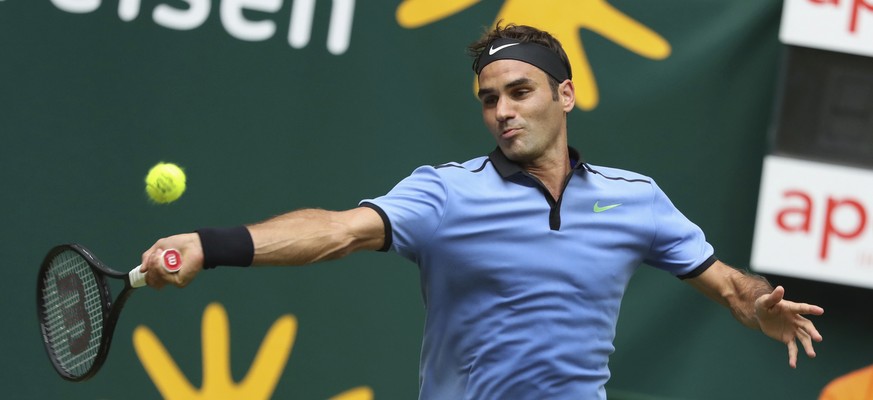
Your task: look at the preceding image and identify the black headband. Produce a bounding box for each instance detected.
[473,38,571,82]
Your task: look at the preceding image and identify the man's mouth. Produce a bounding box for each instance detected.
[501,127,521,138]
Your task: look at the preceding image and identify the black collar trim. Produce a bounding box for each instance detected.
[487,147,585,179]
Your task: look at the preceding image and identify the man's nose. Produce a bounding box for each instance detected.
[495,97,514,121]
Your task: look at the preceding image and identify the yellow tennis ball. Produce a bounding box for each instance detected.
[145,162,186,204]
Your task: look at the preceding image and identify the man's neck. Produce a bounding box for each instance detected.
[523,151,572,201]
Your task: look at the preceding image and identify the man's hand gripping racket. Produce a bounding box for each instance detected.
[36,244,182,381]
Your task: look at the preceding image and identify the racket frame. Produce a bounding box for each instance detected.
[36,244,138,382]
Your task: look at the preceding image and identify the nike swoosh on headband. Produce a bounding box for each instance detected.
[489,42,521,55]
[474,39,571,82]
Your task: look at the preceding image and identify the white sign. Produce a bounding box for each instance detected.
[752,155,873,288]
[49,0,356,55]
[780,0,873,57]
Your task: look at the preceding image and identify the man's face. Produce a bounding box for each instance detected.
[477,59,573,165]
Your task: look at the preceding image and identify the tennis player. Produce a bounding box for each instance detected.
[141,23,824,399]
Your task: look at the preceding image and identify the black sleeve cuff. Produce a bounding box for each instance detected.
[196,226,254,269]
[677,255,718,280]
[358,202,392,252]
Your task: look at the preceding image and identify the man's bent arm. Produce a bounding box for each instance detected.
[686,260,824,368]
[686,260,772,329]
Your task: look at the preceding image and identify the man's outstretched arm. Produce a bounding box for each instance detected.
[140,206,385,288]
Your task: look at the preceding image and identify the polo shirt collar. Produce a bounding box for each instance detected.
[488,147,585,179]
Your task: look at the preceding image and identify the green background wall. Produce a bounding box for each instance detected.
[4,1,871,398]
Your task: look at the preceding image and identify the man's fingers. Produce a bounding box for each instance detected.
[142,233,203,289]
[759,285,785,309]
[787,338,798,369]
[145,247,170,288]
[797,327,817,358]
[803,319,823,343]
[141,244,158,272]
[786,318,821,368]
[795,303,825,316]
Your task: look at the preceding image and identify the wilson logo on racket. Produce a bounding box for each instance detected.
[161,249,182,272]
[55,273,92,355]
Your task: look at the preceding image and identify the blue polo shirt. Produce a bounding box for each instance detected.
[360,148,715,400]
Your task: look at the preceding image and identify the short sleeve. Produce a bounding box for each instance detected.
[644,180,715,278]
[359,166,447,261]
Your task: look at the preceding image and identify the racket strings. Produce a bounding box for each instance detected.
[40,250,106,377]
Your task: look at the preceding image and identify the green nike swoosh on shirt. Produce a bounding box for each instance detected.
[593,201,622,213]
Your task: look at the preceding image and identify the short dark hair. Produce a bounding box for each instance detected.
[467,23,572,100]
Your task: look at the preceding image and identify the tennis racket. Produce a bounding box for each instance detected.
[36,243,181,381]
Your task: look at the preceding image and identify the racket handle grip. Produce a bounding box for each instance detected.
[129,265,147,288]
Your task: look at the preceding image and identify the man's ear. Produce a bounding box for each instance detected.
[559,80,575,112]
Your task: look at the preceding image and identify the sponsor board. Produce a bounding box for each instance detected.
[752,155,873,288]
[781,0,873,57]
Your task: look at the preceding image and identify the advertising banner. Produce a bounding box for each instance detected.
[781,0,873,56]
[752,155,873,288]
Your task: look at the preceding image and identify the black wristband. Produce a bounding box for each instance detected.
[195,226,254,269]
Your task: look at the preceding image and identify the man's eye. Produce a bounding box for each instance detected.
[513,89,530,97]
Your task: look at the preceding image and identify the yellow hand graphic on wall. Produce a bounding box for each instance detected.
[397,0,671,110]
[133,302,373,400]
